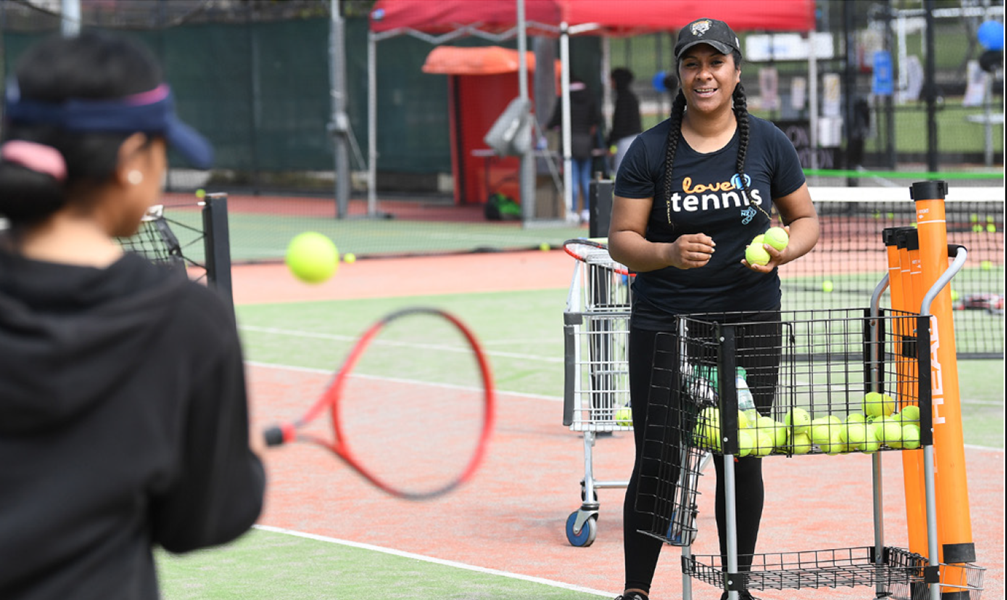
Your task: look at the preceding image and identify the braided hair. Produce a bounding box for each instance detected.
[661,49,770,224]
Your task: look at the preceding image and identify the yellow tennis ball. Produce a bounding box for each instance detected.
[987,224,997,233]
[901,424,921,450]
[751,234,765,245]
[861,426,882,453]
[789,431,813,454]
[745,243,771,266]
[981,260,992,270]
[195,188,206,199]
[539,242,551,252]
[822,280,834,293]
[810,418,837,446]
[343,252,356,264]
[874,416,902,447]
[899,405,921,424]
[614,407,633,427]
[752,430,775,457]
[863,391,896,418]
[785,408,812,434]
[286,232,339,284]
[738,430,754,457]
[840,422,867,447]
[764,226,789,251]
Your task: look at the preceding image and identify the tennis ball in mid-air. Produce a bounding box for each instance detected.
[614,407,633,427]
[745,243,771,266]
[785,408,812,435]
[195,188,206,199]
[863,391,896,418]
[764,227,789,251]
[343,252,356,264]
[286,232,339,284]
[822,280,834,293]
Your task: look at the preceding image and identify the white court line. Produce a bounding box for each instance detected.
[245,360,564,402]
[252,524,611,598]
[240,325,562,363]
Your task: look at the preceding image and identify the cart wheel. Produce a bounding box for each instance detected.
[579,486,598,503]
[566,511,597,547]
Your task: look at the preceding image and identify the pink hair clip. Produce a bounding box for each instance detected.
[1,140,68,181]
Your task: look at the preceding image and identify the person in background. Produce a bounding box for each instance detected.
[0,31,265,600]
[608,18,819,600]
[548,77,602,224]
[607,67,643,177]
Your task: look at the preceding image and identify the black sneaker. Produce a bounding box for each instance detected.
[614,593,648,600]
[719,592,760,600]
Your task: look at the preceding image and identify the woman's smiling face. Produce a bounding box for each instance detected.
[678,44,741,115]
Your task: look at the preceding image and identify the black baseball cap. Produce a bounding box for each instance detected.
[675,18,742,60]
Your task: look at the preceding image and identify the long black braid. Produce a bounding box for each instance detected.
[662,50,771,224]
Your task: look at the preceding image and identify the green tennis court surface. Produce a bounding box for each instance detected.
[157,288,1003,599]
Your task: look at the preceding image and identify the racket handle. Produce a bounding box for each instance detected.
[263,425,286,447]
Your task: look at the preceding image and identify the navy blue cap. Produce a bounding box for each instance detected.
[4,80,213,170]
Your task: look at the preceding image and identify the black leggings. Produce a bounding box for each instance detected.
[622,312,781,594]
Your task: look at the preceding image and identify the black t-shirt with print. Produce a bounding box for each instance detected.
[614,114,805,328]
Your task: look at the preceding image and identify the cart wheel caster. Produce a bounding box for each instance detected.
[566,511,597,547]
[579,484,598,503]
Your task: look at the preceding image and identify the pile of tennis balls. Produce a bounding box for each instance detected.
[692,392,923,456]
[745,226,789,266]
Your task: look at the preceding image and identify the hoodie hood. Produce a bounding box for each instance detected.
[0,251,188,434]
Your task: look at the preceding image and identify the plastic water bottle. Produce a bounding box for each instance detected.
[736,367,758,425]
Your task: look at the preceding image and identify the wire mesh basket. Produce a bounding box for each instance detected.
[635,308,931,544]
[885,547,986,600]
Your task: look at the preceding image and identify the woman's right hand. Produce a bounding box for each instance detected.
[665,233,715,269]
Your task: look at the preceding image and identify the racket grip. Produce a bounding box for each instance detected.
[263,425,286,447]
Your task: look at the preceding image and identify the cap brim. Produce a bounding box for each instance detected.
[164,115,214,170]
[676,40,736,59]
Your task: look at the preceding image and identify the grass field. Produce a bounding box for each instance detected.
[156,286,1003,599]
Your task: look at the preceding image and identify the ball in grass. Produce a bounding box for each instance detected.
[614,407,633,427]
[764,226,789,251]
[343,252,357,264]
[286,232,339,284]
[863,391,896,418]
[195,188,206,199]
[745,243,771,266]
[822,280,834,293]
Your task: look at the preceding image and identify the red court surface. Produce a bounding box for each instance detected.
[235,251,1004,600]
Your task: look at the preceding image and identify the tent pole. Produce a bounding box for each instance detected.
[367,31,378,216]
[517,0,536,223]
[560,22,573,221]
[809,30,819,171]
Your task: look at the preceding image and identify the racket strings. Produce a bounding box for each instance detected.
[335,313,490,498]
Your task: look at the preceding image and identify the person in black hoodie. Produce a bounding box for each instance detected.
[607,67,643,177]
[547,77,602,224]
[0,32,265,600]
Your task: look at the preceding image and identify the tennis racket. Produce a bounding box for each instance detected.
[562,237,633,277]
[263,307,495,501]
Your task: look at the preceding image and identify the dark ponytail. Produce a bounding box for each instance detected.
[0,32,162,224]
[661,90,688,223]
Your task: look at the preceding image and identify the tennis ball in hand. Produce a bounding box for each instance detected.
[764,227,789,251]
[863,392,896,418]
[745,243,771,266]
[751,234,765,245]
[614,407,633,427]
[286,232,339,284]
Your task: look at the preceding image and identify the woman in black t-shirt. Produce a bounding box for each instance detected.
[607,18,819,600]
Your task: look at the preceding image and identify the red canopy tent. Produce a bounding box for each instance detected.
[365,0,817,217]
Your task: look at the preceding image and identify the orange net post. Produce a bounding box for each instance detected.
[911,181,976,591]
[884,228,927,558]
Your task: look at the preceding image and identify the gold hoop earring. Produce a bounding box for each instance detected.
[127,170,144,185]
